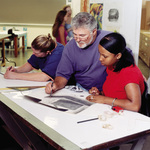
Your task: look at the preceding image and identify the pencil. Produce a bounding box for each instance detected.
[77,117,98,124]
[50,81,53,97]
[9,66,12,70]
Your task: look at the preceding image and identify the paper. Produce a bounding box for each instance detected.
[22,85,93,114]
[0,74,49,89]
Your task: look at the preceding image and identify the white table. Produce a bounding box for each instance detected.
[0,75,150,150]
[0,31,27,57]
[0,34,11,66]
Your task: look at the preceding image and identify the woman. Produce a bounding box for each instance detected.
[4,34,64,81]
[52,10,68,45]
[63,5,73,40]
[86,33,145,112]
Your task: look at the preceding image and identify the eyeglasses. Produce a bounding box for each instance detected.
[73,34,89,40]
[73,32,92,40]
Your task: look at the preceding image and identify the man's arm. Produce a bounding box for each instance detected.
[45,76,68,94]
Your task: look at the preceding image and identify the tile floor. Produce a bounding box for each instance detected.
[0,49,150,150]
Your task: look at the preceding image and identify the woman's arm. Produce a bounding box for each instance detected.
[10,62,33,73]
[4,62,53,81]
[86,83,141,112]
[4,71,53,81]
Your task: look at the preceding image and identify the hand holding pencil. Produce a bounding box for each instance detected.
[7,66,17,72]
[45,81,55,95]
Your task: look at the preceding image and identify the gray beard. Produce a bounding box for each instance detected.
[76,35,93,49]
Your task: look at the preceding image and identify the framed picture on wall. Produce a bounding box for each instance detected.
[104,2,123,28]
[90,3,103,29]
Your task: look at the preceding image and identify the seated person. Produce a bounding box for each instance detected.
[86,33,145,112]
[4,34,64,82]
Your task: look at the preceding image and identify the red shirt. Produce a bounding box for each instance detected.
[103,65,145,99]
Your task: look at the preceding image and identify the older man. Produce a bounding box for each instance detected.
[45,12,112,94]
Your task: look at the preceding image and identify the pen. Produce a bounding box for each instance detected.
[9,66,12,71]
[77,117,98,124]
[50,81,53,97]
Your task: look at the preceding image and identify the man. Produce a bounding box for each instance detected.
[45,12,112,94]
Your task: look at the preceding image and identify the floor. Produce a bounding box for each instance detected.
[0,49,150,150]
[1,48,150,79]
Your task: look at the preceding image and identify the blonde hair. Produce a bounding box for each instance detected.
[31,34,55,53]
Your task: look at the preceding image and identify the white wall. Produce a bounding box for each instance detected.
[72,0,81,17]
[68,0,142,64]
[0,0,142,65]
[27,26,52,46]
[90,0,142,64]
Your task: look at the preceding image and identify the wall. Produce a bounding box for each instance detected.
[141,0,150,30]
[0,0,66,24]
[72,0,81,17]
[66,0,142,64]
[0,25,52,47]
[26,26,52,46]
[89,0,142,64]
[145,1,150,30]
[0,0,142,64]
[141,0,146,30]
[0,0,82,47]
[0,0,67,47]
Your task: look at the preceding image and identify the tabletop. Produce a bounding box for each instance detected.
[0,74,150,150]
[0,34,11,40]
[0,31,27,37]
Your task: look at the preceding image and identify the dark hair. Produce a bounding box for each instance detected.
[31,34,55,53]
[99,32,135,72]
[52,10,67,38]
[63,5,71,11]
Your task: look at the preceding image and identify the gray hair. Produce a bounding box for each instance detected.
[72,12,97,32]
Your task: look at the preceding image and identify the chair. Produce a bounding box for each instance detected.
[129,81,150,150]
[0,29,14,50]
[139,81,150,117]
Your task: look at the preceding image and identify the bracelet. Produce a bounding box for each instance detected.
[112,98,117,107]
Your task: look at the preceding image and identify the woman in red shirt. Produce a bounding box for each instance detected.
[86,32,145,112]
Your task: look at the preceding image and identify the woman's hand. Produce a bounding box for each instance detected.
[4,69,17,79]
[89,87,100,96]
[86,95,105,104]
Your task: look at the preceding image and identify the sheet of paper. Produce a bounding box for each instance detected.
[0,74,49,89]
[22,86,92,114]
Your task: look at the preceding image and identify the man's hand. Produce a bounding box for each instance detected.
[45,82,56,94]
[89,87,100,96]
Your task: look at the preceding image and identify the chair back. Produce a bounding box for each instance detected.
[8,29,15,40]
[140,81,150,117]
